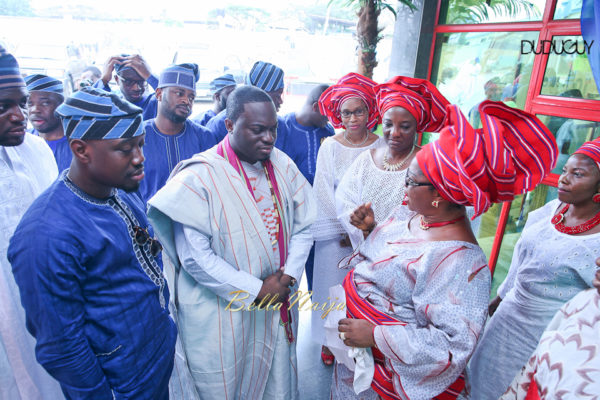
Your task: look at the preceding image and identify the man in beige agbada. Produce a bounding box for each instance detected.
[148,85,316,399]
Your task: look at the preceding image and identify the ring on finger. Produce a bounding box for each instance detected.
[339,332,346,341]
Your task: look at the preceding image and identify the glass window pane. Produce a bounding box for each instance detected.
[431,31,538,127]
[477,185,557,298]
[439,0,545,24]
[554,0,582,19]
[540,36,599,100]
[537,114,600,174]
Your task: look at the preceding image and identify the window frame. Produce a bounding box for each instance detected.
[427,0,600,272]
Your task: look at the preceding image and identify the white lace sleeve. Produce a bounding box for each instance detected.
[335,151,369,248]
[311,138,345,241]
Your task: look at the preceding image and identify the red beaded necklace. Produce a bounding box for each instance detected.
[551,204,600,234]
[419,215,464,230]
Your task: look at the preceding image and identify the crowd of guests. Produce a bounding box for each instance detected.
[1,42,600,400]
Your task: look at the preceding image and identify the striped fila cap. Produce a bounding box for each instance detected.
[56,87,144,140]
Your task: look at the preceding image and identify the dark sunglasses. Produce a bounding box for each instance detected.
[133,226,162,257]
[405,175,434,188]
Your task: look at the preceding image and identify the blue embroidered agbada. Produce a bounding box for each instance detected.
[192,108,216,126]
[30,130,72,172]
[8,174,177,399]
[277,112,334,185]
[8,86,177,399]
[138,119,217,202]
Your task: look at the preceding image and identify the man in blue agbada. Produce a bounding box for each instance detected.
[94,53,159,120]
[138,62,218,202]
[278,84,333,185]
[8,87,177,399]
[25,74,72,172]
[206,60,285,141]
[193,72,236,126]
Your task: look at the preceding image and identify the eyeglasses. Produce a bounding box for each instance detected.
[340,108,367,119]
[117,75,147,89]
[405,175,434,188]
[133,226,163,257]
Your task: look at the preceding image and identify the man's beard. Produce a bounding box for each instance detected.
[36,119,62,134]
[166,110,188,124]
[219,96,227,111]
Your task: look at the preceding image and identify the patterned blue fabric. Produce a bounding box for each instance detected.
[192,108,216,127]
[25,74,64,97]
[158,63,199,91]
[276,112,335,185]
[30,130,72,172]
[582,0,600,93]
[114,53,132,73]
[210,73,236,93]
[247,61,284,92]
[139,119,217,202]
[7,172,177,399]
[56,87,144,140]
[0,44,25,89]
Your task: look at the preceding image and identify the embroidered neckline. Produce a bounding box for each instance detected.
[62,170,117,205]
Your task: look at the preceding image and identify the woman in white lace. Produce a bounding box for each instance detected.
[311,72,383,364]
[331,102,557,400]
[468,138,600,400]
[335,76,450,248]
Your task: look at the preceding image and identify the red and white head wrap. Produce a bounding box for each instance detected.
[573,137,600,171]
[318,72,380,130]
[416,101,558,218]
[374,76,450,133]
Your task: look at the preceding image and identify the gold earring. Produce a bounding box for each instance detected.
[431,200,439,208]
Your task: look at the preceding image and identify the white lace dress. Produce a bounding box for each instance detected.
[311,136,384,345]
[467,199,600,400]
[335,149,413,248]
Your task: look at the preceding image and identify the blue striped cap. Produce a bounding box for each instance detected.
[0,44,25,90]
[210,73,236,93]
[25,74,64,98]
[56,87,144,140]
[247,61,284,92]
[114,54,132,73]
[158,63,199,91]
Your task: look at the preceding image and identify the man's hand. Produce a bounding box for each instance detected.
[100,55,126,86]
[255,270,291,304]
[120,54,152,80]
[350,202,376,239]
[338,318,376,348]
[279,273,297,288]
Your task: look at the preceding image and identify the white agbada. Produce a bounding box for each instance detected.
[148,146,316,400]
[0,133,62,399]
[311,136,383,345]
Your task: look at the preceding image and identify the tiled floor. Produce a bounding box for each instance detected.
[296,274,333,400]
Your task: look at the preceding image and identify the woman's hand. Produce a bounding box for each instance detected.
[338,318,376,348]
[350,202,376,239]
